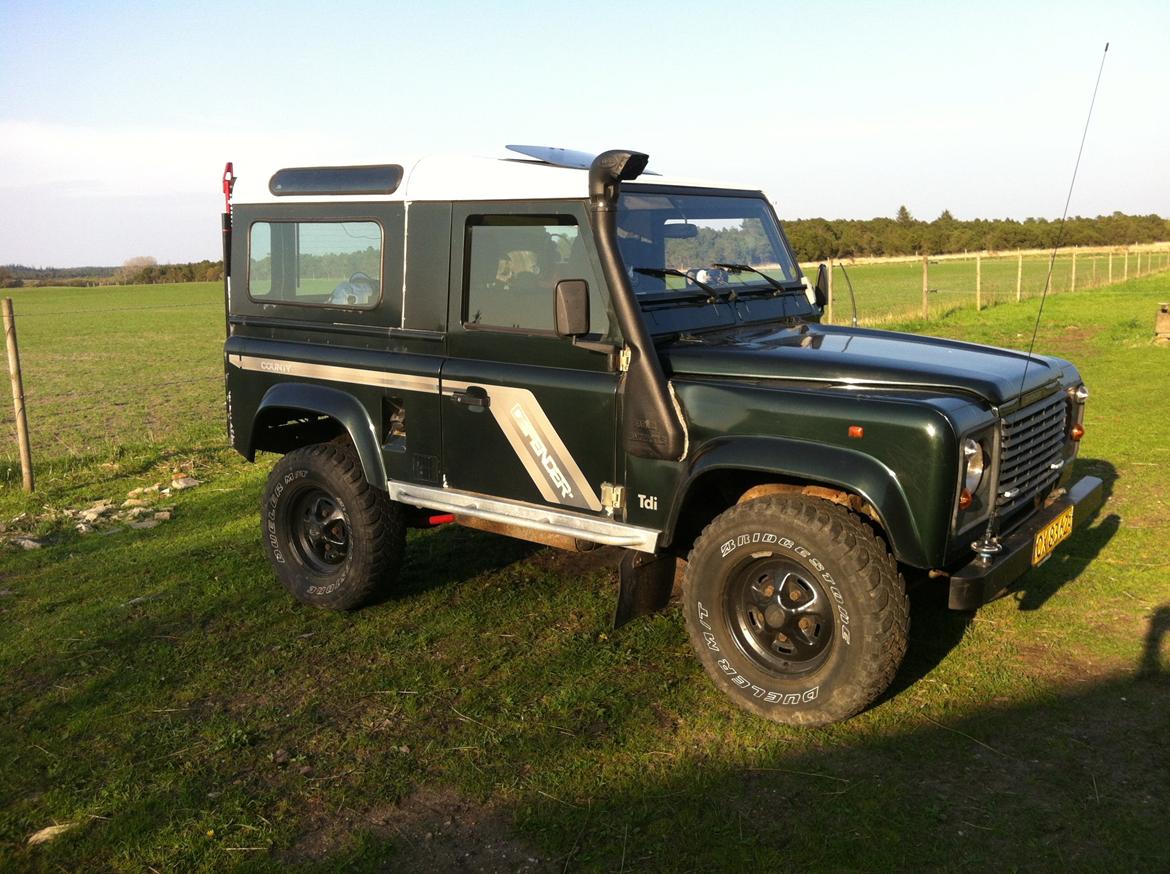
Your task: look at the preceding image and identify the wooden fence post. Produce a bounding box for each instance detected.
[1016,251,1023,302]
[1124,249,1129,280]
[2,298,34,493]
[1092,255,1097,286]
[975,255,982,310]
[921,256,929,320]
[1108,251,1113,283]
[1071,251,1077,292]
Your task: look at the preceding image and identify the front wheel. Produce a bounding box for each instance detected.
[261,442,405,610]
[682,495,908,725]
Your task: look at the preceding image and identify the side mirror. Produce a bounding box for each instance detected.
[813,263,830,308]
[554,279,590,338]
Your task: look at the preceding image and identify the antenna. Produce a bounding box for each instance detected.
[838,260,860,327]
[1017,42,1109,399]
[972,42,1110,567]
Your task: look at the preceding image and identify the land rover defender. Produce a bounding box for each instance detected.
[221,146,1104,725]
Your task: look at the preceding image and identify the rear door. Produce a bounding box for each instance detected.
[440,202,620,513]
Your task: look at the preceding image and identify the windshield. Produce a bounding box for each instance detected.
[616,192,800,297]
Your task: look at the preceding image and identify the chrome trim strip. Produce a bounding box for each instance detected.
[227,353,439,394]
[388,481,660,553]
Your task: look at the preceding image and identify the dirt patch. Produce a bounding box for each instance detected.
[282,785,552,871]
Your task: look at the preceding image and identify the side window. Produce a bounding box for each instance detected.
[248,220,382,308]
[464,215,606,334]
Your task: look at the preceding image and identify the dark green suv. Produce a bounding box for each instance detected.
[221,147,1103,725]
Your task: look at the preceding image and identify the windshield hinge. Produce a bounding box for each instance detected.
[601,482,624,515]
[618,346,633,372]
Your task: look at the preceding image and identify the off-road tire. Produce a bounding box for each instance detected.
[261,442,405,610]
[682,495,908,725]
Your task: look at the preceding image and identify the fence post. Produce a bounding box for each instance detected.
[826,258,834,325]
[921,256,929,320]
[1092,255,1097,286]
[1071,251,1077,292]
[1124,249,1129,280]
[2,298,34,493]
[975,254,982,310]
[1016,251,1023,302]
[1108,251,1113,283]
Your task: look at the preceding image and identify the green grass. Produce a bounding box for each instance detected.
[1,277,1169,870]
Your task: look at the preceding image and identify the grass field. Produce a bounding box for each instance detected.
[1,274,1169,870]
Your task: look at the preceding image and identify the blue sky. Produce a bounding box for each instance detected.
[1,0,1167,266]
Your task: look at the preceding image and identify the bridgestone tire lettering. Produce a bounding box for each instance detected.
[682,495,909,726]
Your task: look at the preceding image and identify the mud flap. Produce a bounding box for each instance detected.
[614,550,676,629]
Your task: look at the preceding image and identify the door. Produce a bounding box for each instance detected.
[441,203,620,514]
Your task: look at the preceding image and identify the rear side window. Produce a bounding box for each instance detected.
[249,220,382,308]
[464,215,606,334]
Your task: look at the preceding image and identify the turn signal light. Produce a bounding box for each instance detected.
[958,488,973,510]
[848,425,864,439]
[1071,424,1085,441]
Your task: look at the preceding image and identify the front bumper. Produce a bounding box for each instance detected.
[947,475,1105,610]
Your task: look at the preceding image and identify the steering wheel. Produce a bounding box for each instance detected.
[348,272,372,284]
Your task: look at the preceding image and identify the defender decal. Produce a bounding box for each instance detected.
[444,381,603,512]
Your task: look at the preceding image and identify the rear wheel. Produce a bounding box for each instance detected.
[682,495,908,725]
[261,442,405,610]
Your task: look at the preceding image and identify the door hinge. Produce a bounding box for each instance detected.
[618,346,632,372]
[601,482,624,515]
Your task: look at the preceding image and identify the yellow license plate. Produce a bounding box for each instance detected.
[1032,506,1074,566]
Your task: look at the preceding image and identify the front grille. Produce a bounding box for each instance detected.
[996,393,1068,512]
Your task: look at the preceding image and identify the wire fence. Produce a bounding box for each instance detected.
[3,247,1170,486]
[0,284,227,483]
[810,244,1170,325]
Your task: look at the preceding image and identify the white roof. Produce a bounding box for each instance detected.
[231,150,760,205]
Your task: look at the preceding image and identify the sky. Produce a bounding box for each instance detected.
[1,0,1167,267]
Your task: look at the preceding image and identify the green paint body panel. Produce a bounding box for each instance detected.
[223,189,1085,573]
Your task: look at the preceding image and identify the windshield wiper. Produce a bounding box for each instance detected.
[712,263,804,297]
[633,267,725,304]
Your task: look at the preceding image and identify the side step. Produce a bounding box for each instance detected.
[387,481,660,553]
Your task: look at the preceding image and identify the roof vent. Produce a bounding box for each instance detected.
[269,164,404,196]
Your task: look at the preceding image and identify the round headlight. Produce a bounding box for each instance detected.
[1074,384,1089,403]
[963,438,987,493]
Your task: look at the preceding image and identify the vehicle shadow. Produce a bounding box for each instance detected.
[386,524,542,601]
[1013,457,1119,612]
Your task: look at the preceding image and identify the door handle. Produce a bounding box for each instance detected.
[451,386,490,410]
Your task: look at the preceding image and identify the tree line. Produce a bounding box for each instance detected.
[1,258,223,288]
[784,209,1170,261]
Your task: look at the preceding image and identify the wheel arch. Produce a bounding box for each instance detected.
[247,383,387,490]
[664,437,929,567]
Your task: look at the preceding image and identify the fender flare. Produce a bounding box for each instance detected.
[665,436,929,567]
[251,383,387,490]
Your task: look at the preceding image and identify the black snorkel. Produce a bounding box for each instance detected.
[587,150,686,461]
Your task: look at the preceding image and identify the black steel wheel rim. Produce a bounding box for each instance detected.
[723,555,834,676]
[288,487,350,574]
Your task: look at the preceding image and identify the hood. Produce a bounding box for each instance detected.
[662,323,1065,405]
